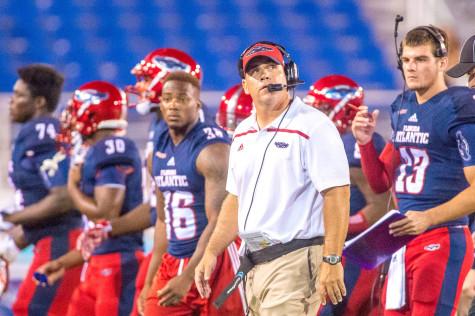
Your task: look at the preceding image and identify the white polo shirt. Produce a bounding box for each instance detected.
[226,97,350,243]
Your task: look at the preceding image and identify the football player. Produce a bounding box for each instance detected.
[7,64,83,315]
[64,80,144,315]
[143,71,243,315]
[352,26,475,315]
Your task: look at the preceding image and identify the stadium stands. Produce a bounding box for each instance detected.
[0,0,397,91]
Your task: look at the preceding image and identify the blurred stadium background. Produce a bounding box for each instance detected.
[0,0,473,311]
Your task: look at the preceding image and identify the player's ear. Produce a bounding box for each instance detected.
[438,56,448,71]
[34,96,47,112]
[242,79,249,95]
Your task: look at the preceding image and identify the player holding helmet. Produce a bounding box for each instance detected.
[305,75,390,316]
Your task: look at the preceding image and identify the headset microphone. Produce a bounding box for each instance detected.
[267,81,304,92]
[267,84,285,92]
[394,14,404,76]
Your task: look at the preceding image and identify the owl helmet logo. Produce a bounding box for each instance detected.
[321,85,362,101]
[153,56,191,73]
[74,89,109,117]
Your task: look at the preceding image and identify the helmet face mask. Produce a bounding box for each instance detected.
[216,84,253,135]
[126,48,201,115]
[305,75,364,134]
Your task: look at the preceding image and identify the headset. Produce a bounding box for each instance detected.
[237,41,304,88]
[396,21,448,71]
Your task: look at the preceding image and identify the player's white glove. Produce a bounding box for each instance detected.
[76,220,112,261]
[40,151,66,177]
[0,232,20,263]
[0,207,19,231]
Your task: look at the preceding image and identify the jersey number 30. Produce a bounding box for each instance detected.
[395,147,429,194]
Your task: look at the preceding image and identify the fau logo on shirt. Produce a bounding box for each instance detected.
[274,141,289,148]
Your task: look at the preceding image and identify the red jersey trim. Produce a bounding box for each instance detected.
[266,128,310,139]
[234,130,258,139]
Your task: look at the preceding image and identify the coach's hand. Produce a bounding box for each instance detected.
[194,251,217,299]
[157,274,193,306]
[319,262,346,305]
[389,211,433,236]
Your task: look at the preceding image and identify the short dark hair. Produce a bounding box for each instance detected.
[162,71,200,91]
[403,26,448,57]
[17,64,64,112]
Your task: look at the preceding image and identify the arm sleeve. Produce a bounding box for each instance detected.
[95,165,133,187]
[359,140,399,193]
[307,120,350,192]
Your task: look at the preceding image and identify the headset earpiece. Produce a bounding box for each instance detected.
[413,25,448,57]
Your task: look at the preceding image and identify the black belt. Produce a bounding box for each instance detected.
[214,236,324,308]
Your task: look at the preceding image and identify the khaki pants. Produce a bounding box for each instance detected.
[245,245,322,316]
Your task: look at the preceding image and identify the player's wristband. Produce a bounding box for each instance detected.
[348,211,369,235]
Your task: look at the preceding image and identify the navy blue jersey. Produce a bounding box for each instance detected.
[9,116,81,244]
[390,87,475,226]
[81,135,143,254]
[152,122,230,258]
[342,132,386,215]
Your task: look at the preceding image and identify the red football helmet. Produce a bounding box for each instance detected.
[65,80,128,138]
[304,75,364,134]
[216,84,253,134]
[127,48,202,115]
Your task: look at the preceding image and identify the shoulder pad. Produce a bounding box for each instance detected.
[450,87,475,127]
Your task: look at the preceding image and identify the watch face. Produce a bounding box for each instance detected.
[324,255,341,265]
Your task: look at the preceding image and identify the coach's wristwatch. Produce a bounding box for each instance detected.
[322,255,342,265]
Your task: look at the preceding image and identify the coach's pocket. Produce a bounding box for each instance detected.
[306,245,321,295]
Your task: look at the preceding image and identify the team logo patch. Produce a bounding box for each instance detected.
[156,151,167,159]
[456,130,471,161]
[424,243,440,251]
[74,89,109,116]
[100,268,113,276]
[245,46,273,57]
[399,108,408,114]
[274,141,289,148]
[238,144,244,151]
[153,56,191,72]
